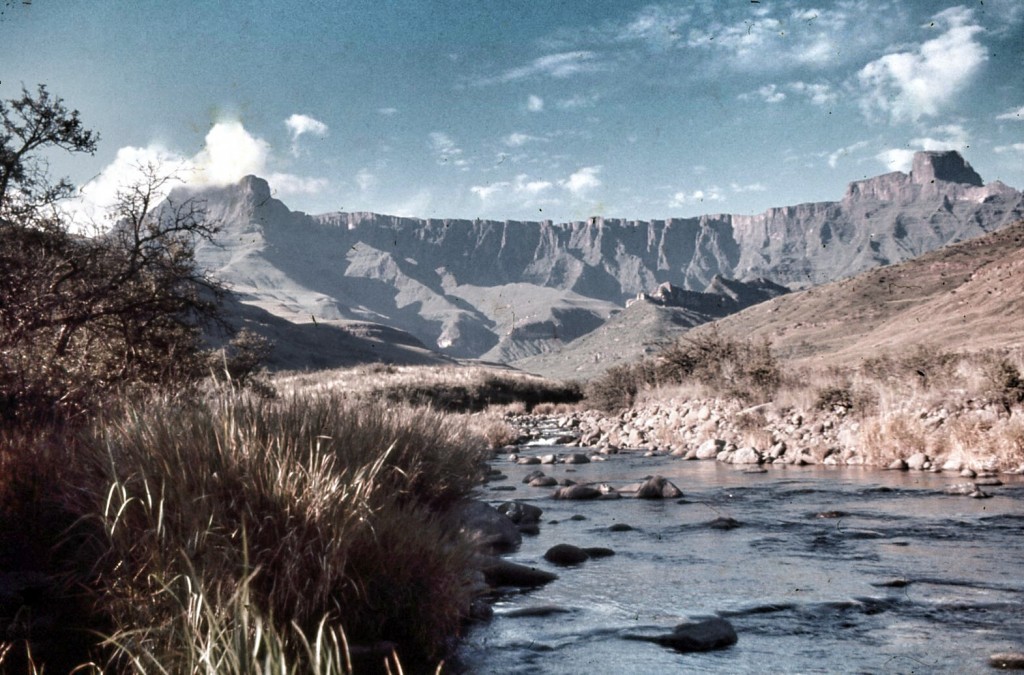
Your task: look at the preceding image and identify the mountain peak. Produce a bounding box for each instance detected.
[238,174,272,202]
[910,150,983,187]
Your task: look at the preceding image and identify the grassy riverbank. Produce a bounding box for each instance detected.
[0,387,502,672]
[575,336,1024,471]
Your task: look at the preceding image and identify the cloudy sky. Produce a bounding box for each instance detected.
[3,0,1022,222]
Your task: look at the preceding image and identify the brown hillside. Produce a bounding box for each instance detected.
[691,220,1024,365]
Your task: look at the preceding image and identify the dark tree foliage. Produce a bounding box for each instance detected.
[0,86,230,420]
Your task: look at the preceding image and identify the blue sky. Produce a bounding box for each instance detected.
[3,0,1022,222]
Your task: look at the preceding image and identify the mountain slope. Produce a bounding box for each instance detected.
[685,219,1024,366]
[178,151,1022,365]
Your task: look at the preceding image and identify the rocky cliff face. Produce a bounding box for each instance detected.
[184,151,1023,363]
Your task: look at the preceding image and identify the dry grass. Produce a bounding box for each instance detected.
[275,364,581,412]
[0,390,491,672]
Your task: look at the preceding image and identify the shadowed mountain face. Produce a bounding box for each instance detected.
[181,151,1022,368]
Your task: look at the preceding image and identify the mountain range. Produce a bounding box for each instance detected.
[181,151,1023,373]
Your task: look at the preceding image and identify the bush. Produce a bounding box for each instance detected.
[585,329,781,410]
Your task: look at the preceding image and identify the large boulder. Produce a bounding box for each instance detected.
[477,556,557,588]
[628,617,738,653]
[553,484,603,500]
[497,501,543,525]
[696,439,725,460]
[731,447,762,465]
[543,543,590,566]
[635,475,683,499]
[457,501,522,552]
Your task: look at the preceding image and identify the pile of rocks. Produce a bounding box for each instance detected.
[505,396,1024,475]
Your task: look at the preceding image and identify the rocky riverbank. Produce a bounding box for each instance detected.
[504,396,1024,477]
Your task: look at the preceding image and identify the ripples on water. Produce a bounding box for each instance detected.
[457,453,1024,674]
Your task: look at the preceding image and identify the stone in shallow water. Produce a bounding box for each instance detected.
[635,475,683,499]
[544,543,590,565]
[478,557,557,588]
[553,484,602,500]
[707,516,741,530]
[627,616,738,653]
[989,652,1024,669]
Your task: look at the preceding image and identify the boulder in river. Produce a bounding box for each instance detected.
[562,452,591,464]
[544,543,590,565]
[627,616,738,653]
[497,501,543,525]
[478,556,557,588]
[523,470,546,484]
[707,516,741,530]
[989,652,1024,669]
[696,439,725,460]
[635,475,683,499]
[529,476,559,487]
[553,484,603,500]
[457,501,522,552]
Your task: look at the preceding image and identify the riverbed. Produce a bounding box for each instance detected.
[457,449,1024,674]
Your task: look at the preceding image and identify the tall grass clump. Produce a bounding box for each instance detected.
[85,392,487,669]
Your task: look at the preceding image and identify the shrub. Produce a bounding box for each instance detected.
[584,362,644,412]
[815,386,855,412]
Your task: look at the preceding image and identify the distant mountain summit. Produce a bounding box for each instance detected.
[180,151,1022,369]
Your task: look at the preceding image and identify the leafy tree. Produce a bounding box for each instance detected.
[0,84,98,223]
[0,86,232,420]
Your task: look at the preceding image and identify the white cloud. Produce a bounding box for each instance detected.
[669,187,724,208]
[73,144,191,225]
[504,132,543,147]
[742,84,786,104]
[616,5,691,48]
[556,93,601,110]
[994,143,1024,154]
[515,174,553,195]
[285,113,328,156]
[74,120,328,226]
[875,124,972,172]
[857,7,986,122]
[828,140,870,168]
[487,51,604,84]
[377,107,399,116]
[561,166,602,197]
[527,95,545,112]
[685,5,865,70]
[909,124,970,152]
[471,174,553,203]
[355,168,377,193]
[470,183,508,201]
[876,149,917,173]
[267,173,330,195]
[429,132,468,168]
[996,106,1024,121]
[788,81,837,106]
[730,182,766,193]
[285,113,328,139]
[192,120,271,186]
[383,189,433,218]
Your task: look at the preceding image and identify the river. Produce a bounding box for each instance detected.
[457,447,1024,674]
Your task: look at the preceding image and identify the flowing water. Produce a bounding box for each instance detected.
[457,448,1024,674]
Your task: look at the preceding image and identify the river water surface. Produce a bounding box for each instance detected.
[457,447,1024,674]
